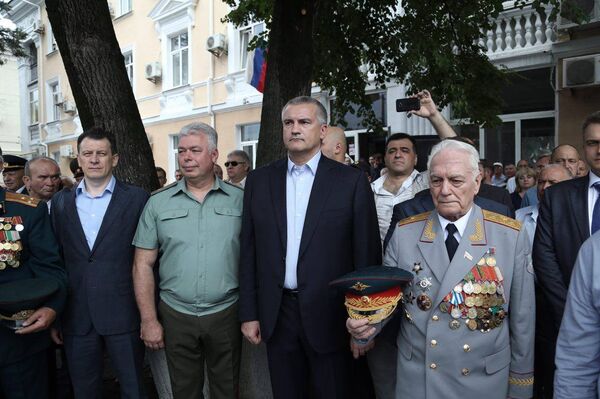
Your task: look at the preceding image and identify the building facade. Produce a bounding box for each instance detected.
[7,0,600,181]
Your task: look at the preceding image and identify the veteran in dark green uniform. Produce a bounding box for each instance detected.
[0,188,67,399]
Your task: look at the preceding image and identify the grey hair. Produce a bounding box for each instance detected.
[427,139,480,183]
[542,163,573,178]
[227,150,252,170]
[179,122,218,151]
[24,156,60,177]
[281,96,328,125]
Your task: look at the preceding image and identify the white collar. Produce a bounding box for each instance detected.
[287,151,321,176]
[588,171,600,188]
[437,207,474,239]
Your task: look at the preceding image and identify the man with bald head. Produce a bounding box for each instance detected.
[321,126,347,164]
[23,157,62,206]
[551,144,580,177]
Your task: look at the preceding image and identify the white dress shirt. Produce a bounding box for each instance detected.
[587,172,600,234]
[437,207,473,243]
[284,151,321,289]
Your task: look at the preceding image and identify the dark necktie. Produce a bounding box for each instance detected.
[446,223,459,262]
[592,182,600,235]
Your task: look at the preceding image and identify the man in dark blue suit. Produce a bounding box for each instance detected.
[239,96,381,399]
[50,128,149,398]
[533,111,600,399]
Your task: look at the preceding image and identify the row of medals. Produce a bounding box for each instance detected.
[0,217,24,270]
[410,249,507,332]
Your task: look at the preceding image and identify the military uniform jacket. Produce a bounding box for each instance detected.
[0,190,67,366]
[385,205,534,399]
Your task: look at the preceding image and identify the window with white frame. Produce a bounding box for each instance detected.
[47,26,58,54]
[171,134,180,172]
[169,32,189,88]
[238,22,265,70]
[47,81,61,122]
[123,51,133,85]
[240,123,260,168]
[28,88,39,125]
[118,0,132,16]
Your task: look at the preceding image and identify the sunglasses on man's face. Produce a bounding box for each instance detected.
[225,161,246,167]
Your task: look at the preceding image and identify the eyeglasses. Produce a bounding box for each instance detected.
[225,161,246,167]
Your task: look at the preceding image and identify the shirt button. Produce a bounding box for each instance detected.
[432,315,439,321]
[430,339,437,347]
[462,368,470,376]
[430,363,437,370]
[463,344,471,352]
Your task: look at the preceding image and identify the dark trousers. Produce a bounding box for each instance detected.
[63,328,146,399]
[159,300,241,399]
[266,294,351,399]
[0,350,48,399]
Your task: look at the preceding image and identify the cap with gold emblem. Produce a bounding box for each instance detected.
[330,266,413,326]
[0,278,59,330]
[2,155,27,171]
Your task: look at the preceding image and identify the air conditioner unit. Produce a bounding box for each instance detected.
[206,33,227,56]
[145,62,162,83]
[32,20,44,34]
[558,0,600,29]
[59,144,73,157]
[62,101,76,114]
[53,92,64,106]
[563,54,600,88]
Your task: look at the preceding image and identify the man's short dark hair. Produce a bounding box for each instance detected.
[582,111,600,133]
[77,127,118,154]
[281,96,328,125]
[386,133,417,153]
[155,166,166,175]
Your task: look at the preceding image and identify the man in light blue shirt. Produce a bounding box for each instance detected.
[554,231,600,398]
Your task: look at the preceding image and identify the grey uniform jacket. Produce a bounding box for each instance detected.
[384,205,534,399]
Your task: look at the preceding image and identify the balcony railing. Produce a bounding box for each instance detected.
[482,3,556,60]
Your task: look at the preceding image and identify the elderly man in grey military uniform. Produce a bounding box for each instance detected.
[348,139,534,399]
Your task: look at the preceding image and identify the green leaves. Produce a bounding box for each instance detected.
[0,2,27,65]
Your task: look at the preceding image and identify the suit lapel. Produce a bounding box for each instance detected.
[298,157,335,258]
[417,214,448,283]
[90,181,127,255]
[569,177,589,242]
[270,160,287,253]
[64,189,90,253]
[434,206,488,306]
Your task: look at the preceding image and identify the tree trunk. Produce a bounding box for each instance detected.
[45,0,159,191]
[255,0,315,167]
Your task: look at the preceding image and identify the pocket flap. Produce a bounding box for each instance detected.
[159,209,189,220]
[485,345,511,374]
[214,207,242,217]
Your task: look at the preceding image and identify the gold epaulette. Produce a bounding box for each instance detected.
[151,182,177,196]
[483,209,521,231]
[5,192,40,207]
[398,211,432,227]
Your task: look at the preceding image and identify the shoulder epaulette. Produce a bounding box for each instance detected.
[482,209,521,231]
[151,182,177,196]
[222,180,244,190]
[398,211,431,227]
[5,192,40,207]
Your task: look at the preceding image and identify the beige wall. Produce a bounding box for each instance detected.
[0,57,22,154]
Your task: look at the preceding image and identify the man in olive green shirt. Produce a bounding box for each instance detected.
[132,122,243,399]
